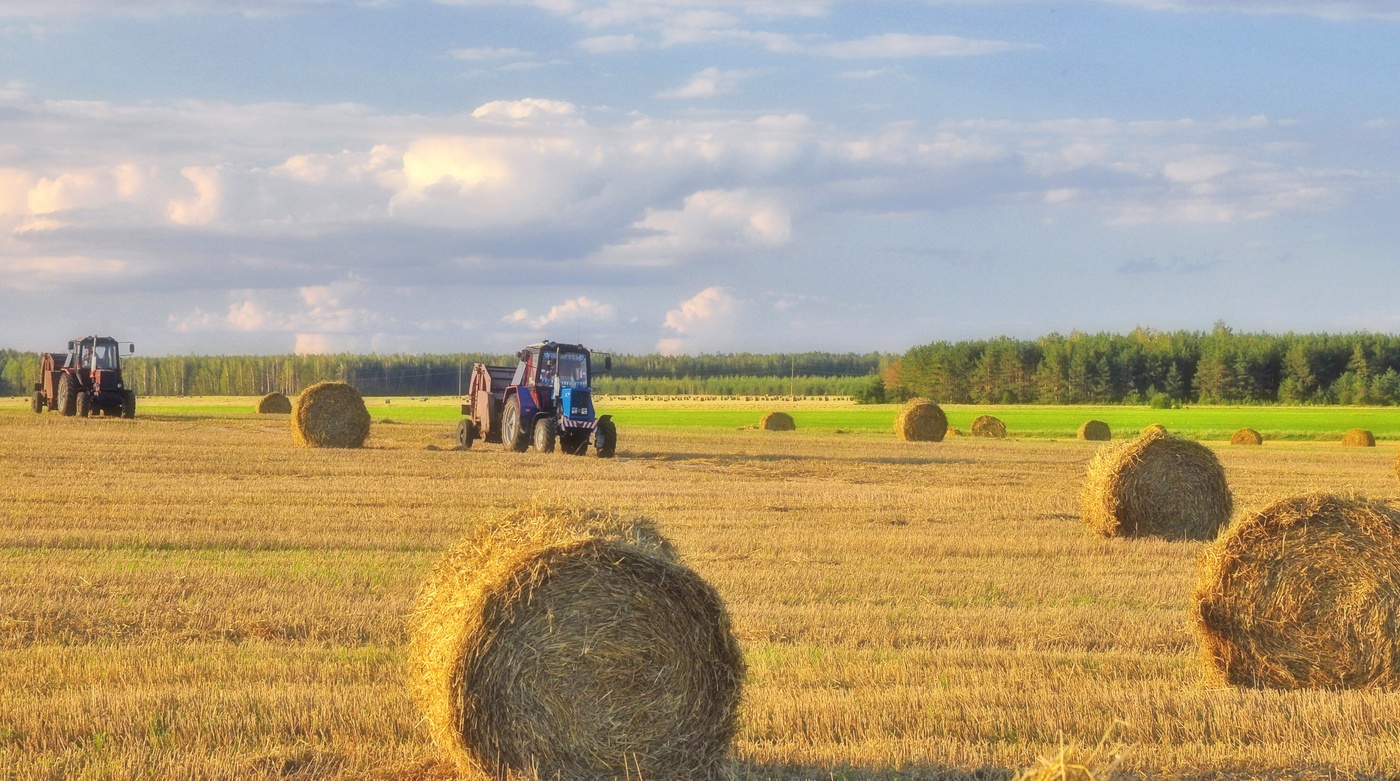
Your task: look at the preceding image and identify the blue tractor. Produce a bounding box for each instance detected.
[458,341,616,457]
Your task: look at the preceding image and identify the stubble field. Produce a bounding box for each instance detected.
[3,398,1400,780]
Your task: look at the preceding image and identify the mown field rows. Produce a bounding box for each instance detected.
[3,399,1400,779]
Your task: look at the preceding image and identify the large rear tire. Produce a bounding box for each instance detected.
[121,391,136,419]
[501,396,530,452]
[30,392,43,414]
[533,418,557,453]
[57,374,78,417]
[594,418,617,459]
[457,419,476,449]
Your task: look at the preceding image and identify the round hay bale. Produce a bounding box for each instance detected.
[894,398,947,442]
[1342,428,1376,447]
[408,506,745,780]
[255,391,292,414]
[1142,423,1167,436]
[1194,492,1400,689]
[759,411,795,431]
[945,427,962,437]
[1078,420,1111,441]
[970,415,1007,438]
[1230,428,1263,446]
[1081,428,1232,540]
[291,381,371,448]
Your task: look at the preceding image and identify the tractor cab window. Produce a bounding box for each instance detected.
[92,343,118,370]
[537,348,558,388]
[557,352,589,389]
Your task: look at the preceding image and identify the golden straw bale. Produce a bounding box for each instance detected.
[1078,420,1111,441]
[1142,423,1167,436]
[1194,492,1400,689]
[291,381,371,448]
[971,415,1007,438]
[1230,428,1263,446]
[1342,428,1376,447]
[945,427,962,437]
[894,398,947,442]
[255,391,292,414]
[1081,428,1232,540]
[408,506,744,781]
[759,411,796,431]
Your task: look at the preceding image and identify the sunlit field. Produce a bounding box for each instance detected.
[3,396,1400,779]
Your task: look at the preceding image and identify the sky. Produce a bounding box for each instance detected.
[1,0,1398,357]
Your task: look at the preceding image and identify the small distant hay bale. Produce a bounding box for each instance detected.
[945,427,961,437]
[971,415,1007,438]
[408,506,745,780]
[1230,428,1263,446]
[291,381,371,448]
[1081,428,1232,540]
[760,411,796,431]
[894,398,947,442]
[1078,420,1112,441]
[1142,423,1167,436]
[255,392,292,414]
[1342,428,1376,447]
[1194,492,1400,689]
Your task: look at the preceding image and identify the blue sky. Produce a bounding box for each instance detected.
[1,1,1397,356]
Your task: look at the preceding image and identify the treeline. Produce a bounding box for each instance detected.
[887,326,1400,405]
[0,349,886,398]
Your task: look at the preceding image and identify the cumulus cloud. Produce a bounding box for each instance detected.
[596,188,791,266]
[502,295,618,329]
[657,67,753,99]
[657,286,739,354]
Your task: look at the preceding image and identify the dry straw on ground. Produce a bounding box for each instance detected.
[1078,420,1111,441]
[1342,428,1376,447]
[1081,428,1232,540]
[760,411,796,431]
[291,381,371,448]
[895,398,948,442]
[1015,731,1125,781]
[1194,492,1400,689]
[408,505,745,781]
[971,415,1007,438]
[1230,428,1263,446]
[255,392,292,414]
[1142,423,1167,436]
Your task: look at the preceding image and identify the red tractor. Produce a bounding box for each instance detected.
[32,336,137,418]
[457,341,616,457]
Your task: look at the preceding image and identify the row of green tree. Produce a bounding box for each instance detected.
[0,349,885,398]
[885,325,1400,405]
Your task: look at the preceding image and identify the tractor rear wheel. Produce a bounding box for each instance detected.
[57,374,78,417]
[501,396,530,452]
[76,392,92,418]
[121,391,136,419]
[30,392,43,414]
[533,418,557,453]
[594,418,617,458]
[457,419,476,449]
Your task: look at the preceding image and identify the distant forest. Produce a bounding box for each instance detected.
[5,326,1400,405]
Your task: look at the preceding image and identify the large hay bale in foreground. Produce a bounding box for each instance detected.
[1194,492,1400,689]
[291,381,371,448]
[759,411,795,431]
[408,506,745,780]
[1078,420,1111,441]
[1230,428,1263,446]
[1342,428,1376,447]
[1081,428,1232,540]
[255,391,292,414]
[895,398,947,442]
[971,415,1007,438]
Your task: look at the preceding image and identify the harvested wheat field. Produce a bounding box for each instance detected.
[5,399,1400,779]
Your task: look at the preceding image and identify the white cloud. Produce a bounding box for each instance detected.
[167,166,222,226]
[452,46,534,60]
[503,295,618,328]
[657,286,739,354]
[657,67,752,99]
[597,188,791,265]
[815,33,1038,59]
[577,34,640,53]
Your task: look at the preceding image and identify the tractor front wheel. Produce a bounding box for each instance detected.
[121,391,136,419]
[76,392,92,418]
[533,418,557,453]
[501,396,530,452]
[594,418,617,459]
[457,419,476,449]
[30,392,43,414]
[57,374,78,417]
[559,432,588,456]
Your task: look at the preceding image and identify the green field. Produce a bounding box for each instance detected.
[18,396,1395,441]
